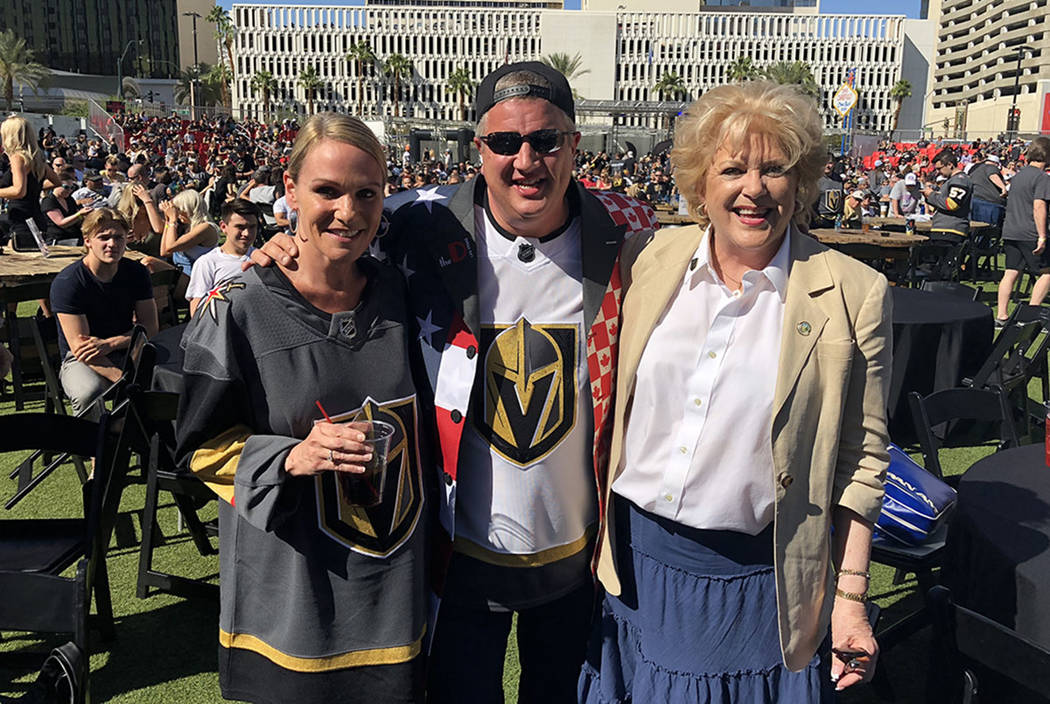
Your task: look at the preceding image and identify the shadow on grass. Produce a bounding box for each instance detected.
[91,597,220,701]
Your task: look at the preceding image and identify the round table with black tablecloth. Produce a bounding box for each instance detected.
[150,323,187,396]
[942,443,1050,651]
[888,287,993,443]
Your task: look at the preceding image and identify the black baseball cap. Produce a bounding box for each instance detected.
[474,61,575,122]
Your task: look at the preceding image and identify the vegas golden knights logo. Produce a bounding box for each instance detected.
[822,188,843,215]
[316,396,424,558]
[473,317,577,467]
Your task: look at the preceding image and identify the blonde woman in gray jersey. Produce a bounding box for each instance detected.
[177,113,432,704]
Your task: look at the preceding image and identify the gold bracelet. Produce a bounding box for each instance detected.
[837,568,871,580]
[835,587,868,603]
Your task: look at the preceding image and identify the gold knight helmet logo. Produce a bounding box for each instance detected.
[473,317,577,467]
[316,396,424,558]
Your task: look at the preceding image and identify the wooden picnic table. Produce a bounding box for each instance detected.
[0,246,148,287]
[809,228,928,248]
[656,211,693,226]
[865,217,990,232]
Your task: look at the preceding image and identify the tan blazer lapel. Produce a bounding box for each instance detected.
[773,233,835,420]
[619,225,706,401]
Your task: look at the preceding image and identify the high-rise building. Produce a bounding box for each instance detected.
[927,0,1050,136]
[583,0,819,12]
[233,3,925,138]
[0,0,181,79]
[368,0,563,6]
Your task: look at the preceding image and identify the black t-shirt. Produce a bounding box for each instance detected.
[49,258,153,359]
[40,194,79,241]
[969,162,1006,206]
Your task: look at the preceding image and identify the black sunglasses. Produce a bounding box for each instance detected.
[477,129,574,156]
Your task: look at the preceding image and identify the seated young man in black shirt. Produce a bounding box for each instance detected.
[50,208,158,418]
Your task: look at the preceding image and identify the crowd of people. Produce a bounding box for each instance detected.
[1,58,1049,704]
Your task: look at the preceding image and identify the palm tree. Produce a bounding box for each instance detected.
[298,66,324,115]
[727,55,760,83]
[541,52,589,98]
[0,29,50,111]
[446,66,474,122]
[383,53,413,118]
[206,62,233,108]
[890,79,912,133]
[206,7,236,97]
[762,61,820,100]
[251,70,278,122]
[175,63,220,106]
[345,40,376,117]
[654,71,687,129]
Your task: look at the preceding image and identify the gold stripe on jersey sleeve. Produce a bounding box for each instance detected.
[452,523,597,568]
[190,424,252,504]
[218,628,424,671]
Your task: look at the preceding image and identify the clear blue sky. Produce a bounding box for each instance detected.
[218,0,922,18]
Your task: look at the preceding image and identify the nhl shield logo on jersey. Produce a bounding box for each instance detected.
[316,396,424,558]
[472,317,577,467]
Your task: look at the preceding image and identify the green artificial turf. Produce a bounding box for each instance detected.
[0,275,1031,702]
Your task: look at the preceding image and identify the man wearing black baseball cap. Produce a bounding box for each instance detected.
[252,61,657,703]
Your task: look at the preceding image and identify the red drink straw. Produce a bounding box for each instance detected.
[315,400,333,423]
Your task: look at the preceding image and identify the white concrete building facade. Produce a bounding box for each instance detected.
[231,3,918,134]
[927,0,1050,138]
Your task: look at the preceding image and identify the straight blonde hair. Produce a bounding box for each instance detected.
[171,189,209,228]
[1,116,46,181]
[286,113,385,181]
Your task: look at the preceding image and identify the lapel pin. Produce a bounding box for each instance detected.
[797,321,812,336]
[689,258,698,271]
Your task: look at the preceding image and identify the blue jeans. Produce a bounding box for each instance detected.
[970,198,1005,229]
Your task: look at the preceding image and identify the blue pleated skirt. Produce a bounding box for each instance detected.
[578,496,832,704]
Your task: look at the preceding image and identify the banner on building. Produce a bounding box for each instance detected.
[1042,93,1050,136]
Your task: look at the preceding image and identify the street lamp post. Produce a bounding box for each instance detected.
[1007,48,1031,138]
[183,11,202,119]
[117,40,139,100]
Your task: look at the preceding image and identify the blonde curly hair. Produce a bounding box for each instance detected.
[670,81,825,230]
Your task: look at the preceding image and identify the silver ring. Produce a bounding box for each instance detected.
[848,658,863,670]
[328,449,335,464]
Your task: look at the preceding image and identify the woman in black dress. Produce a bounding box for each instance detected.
[42,168,92,244]
[0,116,60,250]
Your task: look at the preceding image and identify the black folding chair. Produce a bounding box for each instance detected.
[963,308,1043,390]
[963,306,1050,440]
[920,280,980,301]
[150,267,187,328]
[128,387,218,601]
[0,280,53,411]
[31,311,72,418]
[7,326,152,509]
[926,586,1050,703]
[0,411,133,703]
[875,387,1018,658]
[907,239,967,287]
[961,224,1002,284]
[834,243,888,272]
[907,387,1019,485]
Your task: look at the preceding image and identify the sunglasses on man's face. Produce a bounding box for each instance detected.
[477,129,574,156]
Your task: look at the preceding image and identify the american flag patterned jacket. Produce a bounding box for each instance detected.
[376,177,658,590]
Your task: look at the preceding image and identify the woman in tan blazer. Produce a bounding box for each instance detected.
[579,82,890,703]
